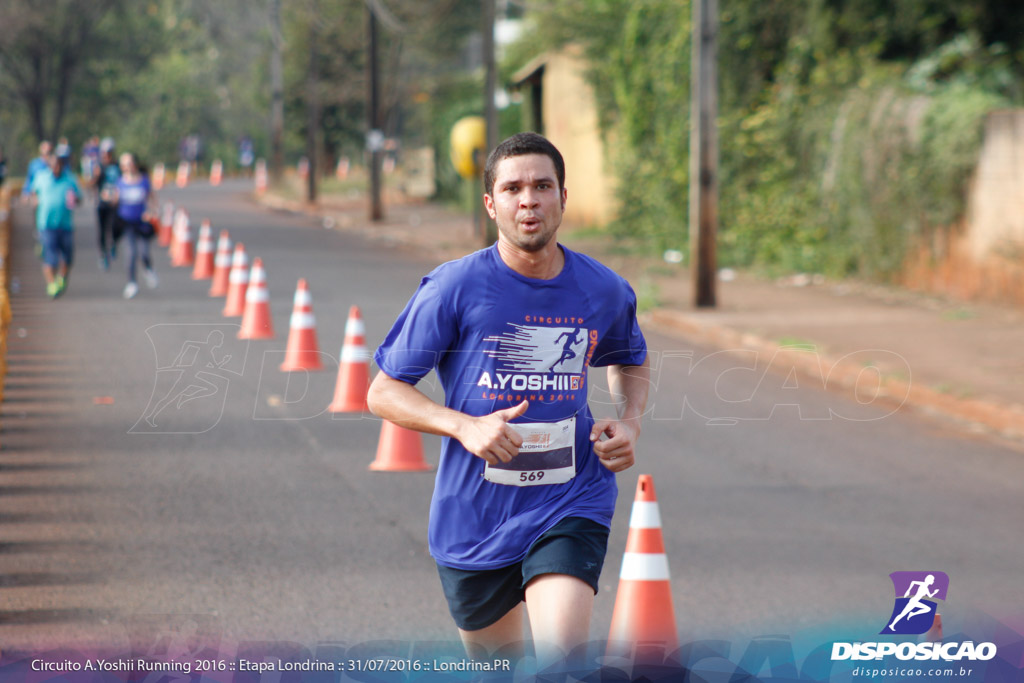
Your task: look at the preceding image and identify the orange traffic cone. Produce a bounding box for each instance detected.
[238,258,273,340]
[608,475,678,655]
[328,305,371,412]
[222,244,249,317]
[335,157,350,180]
[192,220,215,280]
[208,231,232,297]
[170,211,194,267]
[210,159,223,186]
[254,159,268,195]
[922,613,943,643]
[369,420,432,472]
[279,279,323,371]
[152,162,166,191]
[158,201,175,247]
[176,160,189,188]
[167,208,186,252]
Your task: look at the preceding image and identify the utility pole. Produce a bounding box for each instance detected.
[689,0,718,308]
[269,0,284,183]
[482,0,498,244]
[367,4,383,221]
[306,8,319,203]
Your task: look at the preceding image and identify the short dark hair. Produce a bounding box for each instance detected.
[484,132,565,196]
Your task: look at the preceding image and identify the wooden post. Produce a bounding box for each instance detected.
[689,0,718,308]
[482,0,498,245]
[305,6,318,203]
[269,0,284,183]
[367,5,383,221]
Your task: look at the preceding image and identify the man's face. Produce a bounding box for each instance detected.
[484,154,566,253]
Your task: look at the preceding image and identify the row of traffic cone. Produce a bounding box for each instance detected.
[152,202,428,472]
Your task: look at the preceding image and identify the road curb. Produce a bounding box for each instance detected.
[645,308,1024,443]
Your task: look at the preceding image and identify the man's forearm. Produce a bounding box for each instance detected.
[367,373,469,439]
[608,356,651,423]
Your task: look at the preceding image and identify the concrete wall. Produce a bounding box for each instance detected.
[903,110,1024,307]
[537,49,617,227]
[966,110,1024,260]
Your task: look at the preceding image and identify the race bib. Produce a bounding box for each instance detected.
[484,416,576,487]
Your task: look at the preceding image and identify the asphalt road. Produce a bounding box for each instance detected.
[2,179,1022,660]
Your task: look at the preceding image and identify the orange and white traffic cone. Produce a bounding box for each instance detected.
[335,157,350,180]
[328,305,371,413]
[176,160,190,188]
[608,475,678,656]
[208,230,232,297]
[210,159,223,186]
[159,201,175,247]
[254,159,268,195]
[369,420,432,472]
[279,279,323,371]
[167,208,186,252]
[238,258,273,340]
[152,162,166,191]
[192,220,216,280]
[170,210,194,267]
[222,243,249,317]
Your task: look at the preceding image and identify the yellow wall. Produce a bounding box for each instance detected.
[537,50,617,227]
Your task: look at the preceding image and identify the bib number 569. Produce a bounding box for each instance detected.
[519,471,545,483]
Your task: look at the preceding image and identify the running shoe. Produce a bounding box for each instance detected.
[144,268,159,289]
[99,254,110,271]
[46,281,59,298]
[55,275,66,297]
[123,282,139,299]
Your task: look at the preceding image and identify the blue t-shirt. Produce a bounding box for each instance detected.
[375,244,647,570]
[116,176,150,222]
[30,169,81,231]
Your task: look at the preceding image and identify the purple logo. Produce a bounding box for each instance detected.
[880,571,949,635]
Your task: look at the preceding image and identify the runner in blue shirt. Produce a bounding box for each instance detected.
[368,133,650,667]
[29,154,81,298]
[113,152,158,299]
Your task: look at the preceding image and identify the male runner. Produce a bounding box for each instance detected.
[368,132,650,665]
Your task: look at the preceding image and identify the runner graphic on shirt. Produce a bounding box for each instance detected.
[484,324,587,374]
[549,327,585,371]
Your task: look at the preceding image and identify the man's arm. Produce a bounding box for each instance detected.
[590,355,651,473]
[367,373,528,465]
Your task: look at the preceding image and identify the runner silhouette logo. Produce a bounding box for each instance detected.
[880,571,949,635]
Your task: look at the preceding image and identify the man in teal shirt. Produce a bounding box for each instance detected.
[29,155,81,298]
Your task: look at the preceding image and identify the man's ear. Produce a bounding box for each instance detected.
[483,193,497,220]
[561,186,567,212]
